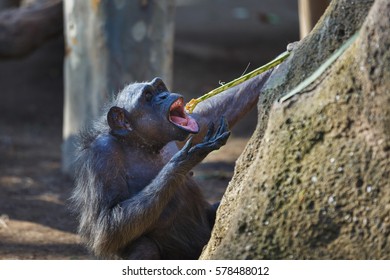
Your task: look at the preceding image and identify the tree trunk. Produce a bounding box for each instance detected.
[0,0,19,10]
[298,0,330,38]
[201,0,390,259]
[62,0,175,174]
[0,0,62,57]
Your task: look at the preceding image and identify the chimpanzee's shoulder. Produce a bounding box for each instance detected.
[87,134,124,161]
[73,133,126,176]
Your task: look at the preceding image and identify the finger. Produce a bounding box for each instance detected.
[215,131,231,145]
[204,121,215,142]
[188,145,198,154]
[190,130,230,154]
[188,141,210,155]
[221,116,229,133]
[182,136,193,153]
[215,116,227,137]
[207,131,231,151]
[188,144,205,155]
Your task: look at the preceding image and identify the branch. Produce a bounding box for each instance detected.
[0,0,63,58]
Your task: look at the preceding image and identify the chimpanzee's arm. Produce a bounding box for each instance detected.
[188,69,274,144]
[94,158,189,255]
[86,119,230,256]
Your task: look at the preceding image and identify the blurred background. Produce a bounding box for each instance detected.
[0,0,328,259]
[0,0,301,127]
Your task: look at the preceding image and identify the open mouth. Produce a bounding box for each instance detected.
[169,98,199,133]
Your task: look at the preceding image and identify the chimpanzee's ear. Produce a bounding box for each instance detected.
[107,106,132,137]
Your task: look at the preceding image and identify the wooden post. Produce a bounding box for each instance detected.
[62,0,175,174]
[298,0,329,38]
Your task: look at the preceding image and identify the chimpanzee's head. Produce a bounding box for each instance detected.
[107,78,199,146]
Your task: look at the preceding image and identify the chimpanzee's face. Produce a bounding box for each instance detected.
[113,78,199,144]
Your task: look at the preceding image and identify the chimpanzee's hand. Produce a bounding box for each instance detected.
[171,117,230,172]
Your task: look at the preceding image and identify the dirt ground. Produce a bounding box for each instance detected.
[0,36,259,259]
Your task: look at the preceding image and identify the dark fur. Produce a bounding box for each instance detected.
[71,78,231,259]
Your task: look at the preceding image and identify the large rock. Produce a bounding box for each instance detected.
[201,0,389,259]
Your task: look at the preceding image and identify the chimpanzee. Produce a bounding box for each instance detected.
[71,70,274,259]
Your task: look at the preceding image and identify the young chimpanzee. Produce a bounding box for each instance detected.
[71,70,274,259]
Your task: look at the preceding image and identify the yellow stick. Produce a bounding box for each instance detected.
[185,50,291,113]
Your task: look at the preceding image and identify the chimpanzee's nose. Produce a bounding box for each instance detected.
[158,93,169,100]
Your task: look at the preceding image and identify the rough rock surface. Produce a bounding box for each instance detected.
[201,0,389,259]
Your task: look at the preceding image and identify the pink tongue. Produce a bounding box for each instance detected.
[187,117,199,133]
[171,115,199,133]
[171,116,188,126]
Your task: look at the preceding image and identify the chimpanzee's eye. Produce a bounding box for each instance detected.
[144,91,153,102]
[142,85,154,102]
